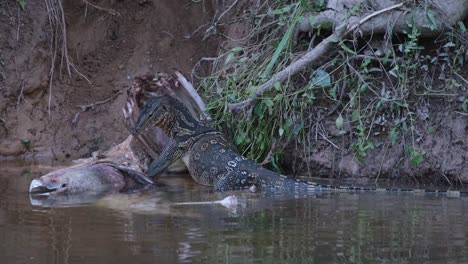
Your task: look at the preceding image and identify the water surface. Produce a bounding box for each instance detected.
[1,161,467,263]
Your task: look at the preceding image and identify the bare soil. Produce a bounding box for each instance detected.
[284,104,468,184]
[0,0,218,162]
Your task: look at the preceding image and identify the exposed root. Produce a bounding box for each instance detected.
[191,0,239,40]
[81,0,120,17]
[44,0,92,116]
[16,80,25,113]
[77,90,122,112]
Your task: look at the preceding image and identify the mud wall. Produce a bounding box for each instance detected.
[0,0,217,162]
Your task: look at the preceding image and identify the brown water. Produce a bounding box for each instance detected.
[1,162,468,264]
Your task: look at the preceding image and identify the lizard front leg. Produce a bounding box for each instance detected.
[147,142,184,177]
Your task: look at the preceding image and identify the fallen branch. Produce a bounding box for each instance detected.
[227,3,406,112]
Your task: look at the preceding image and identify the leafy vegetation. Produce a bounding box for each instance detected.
[198,0,467,173]
[16,0,27,10]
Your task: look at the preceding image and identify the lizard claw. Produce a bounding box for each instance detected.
[122,98,136,118]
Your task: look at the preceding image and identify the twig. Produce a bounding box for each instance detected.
[16,7,20,40]
[191,57,217,80]
[348,54,401,63]
[453,72,468,85]
[0,117,10,135]
[194,0,239,39]
[318,131,340,150]
[215,0,239,25]
[44,0,57,117]
[228,3,403,112]
[81,0,120,16]
[161,31,174,39]
[375,143,389,183]
[78,91,122,111]
[454,111,468,116]
[56,0,71,77]
[260,141,277,165]
[17,80,25,112]
[439,171,452,186]
[353,3,404,32]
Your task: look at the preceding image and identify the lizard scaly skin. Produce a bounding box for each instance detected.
[132,96,317,191]
[133,96,466,196]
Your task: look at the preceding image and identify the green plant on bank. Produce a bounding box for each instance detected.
[198,0,467,173]
[351,125,374,165]
[16,0,27,9]
[200,1,311,171]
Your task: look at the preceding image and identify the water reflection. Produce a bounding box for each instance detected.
[0,163,467,263]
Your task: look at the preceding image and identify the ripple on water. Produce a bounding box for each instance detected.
[1,165,468,263]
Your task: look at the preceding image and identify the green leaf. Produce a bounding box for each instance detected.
[311,69,331,88]
[20,139,31,150]
[389,128,398,145]
[376,100,383,109]
[263,98,274,115]
[235,134,244,145]
[279,127,285,137]
[263,9,300,78]
[273,93,283,102]
[359,83,368,93]
[274,81,282,91]
[349,93,355,107]
[293,120,304,135]
[224,52,236,66]
[335,114,343,129]
[17,0,27,9]
[272,5,293,15]
[329,83,337,99]
[230,47,243,53]
[320,21,333,30]
[426,10,438,30]
[263,98,274,108]
[407,148,424,166]
[458,22,466,32]
[254,103,264,118]
[351,110,360,122]
[443,42,456,48]
[308,17,316,26]
[363,142,374,151]
[339,42,356,54]
[329,36,339,43]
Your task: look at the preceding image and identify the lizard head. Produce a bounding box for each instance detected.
[132,96,173,136]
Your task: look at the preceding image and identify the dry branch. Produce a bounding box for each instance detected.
[228,3,403,112]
